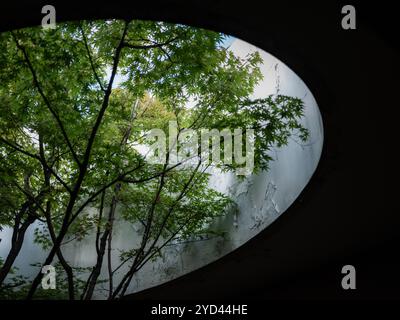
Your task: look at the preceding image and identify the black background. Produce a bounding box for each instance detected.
[0,0,399,306]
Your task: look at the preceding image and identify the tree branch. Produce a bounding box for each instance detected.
[0,137,72,193]
[122,36,179,50]
[79,21,129,174]
[78,24,106,92]
[11,32,81,167]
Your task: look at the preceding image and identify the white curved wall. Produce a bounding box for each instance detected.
[0,38,323,298]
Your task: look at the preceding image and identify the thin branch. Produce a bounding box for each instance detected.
[134,166,212,274]
[69,161,145,226]
[12,183,47,221]
[0,137,72,193]
[113,161,203,299]
[60,236,79,246]
[79,21,129,174]
[122,36,179,50]
[25,20,132,301]
[11,32,81,167]
[78,24,106,92]
[0,137,41,161]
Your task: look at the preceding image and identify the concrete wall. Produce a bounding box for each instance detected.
[0,38,323,298]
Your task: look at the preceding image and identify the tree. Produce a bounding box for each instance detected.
[0,19,308,299]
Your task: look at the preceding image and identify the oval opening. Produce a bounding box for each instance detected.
[0,19,323,299]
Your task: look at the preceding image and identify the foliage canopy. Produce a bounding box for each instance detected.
[0,19,307,299]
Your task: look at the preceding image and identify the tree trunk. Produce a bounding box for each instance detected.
[0,216,34,287]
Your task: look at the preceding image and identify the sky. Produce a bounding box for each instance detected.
[222,35,235,48]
